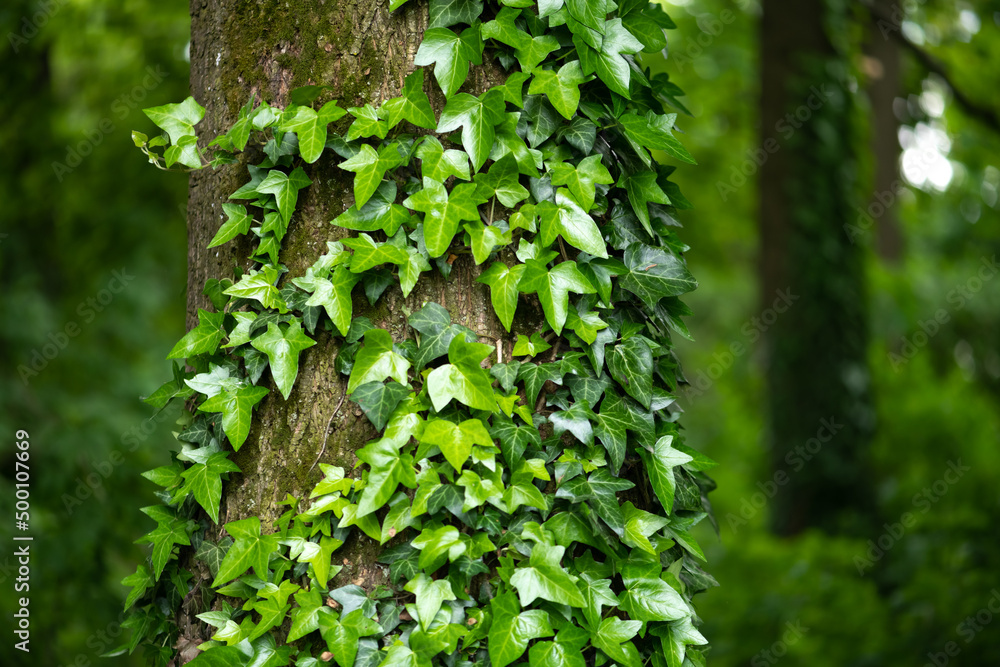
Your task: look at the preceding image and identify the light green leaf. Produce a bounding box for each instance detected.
[143,96,205,145]
[474,153,529,208]
[209,203,254,248]
[426,335,498,412]
[510,544,586,607]
[179,452,240,523]
[331,180,410,237]
[416,136,471,182]
[404,574,457,630]
[355,437,418,518]
[381,69,437,130]
[251,320,316,400]
[549,155,613,213]
[403,178,485,258]
[476,262,525,332]
[488,592,554,667]
[213,517,280,586]
[278,101,347,162]
[519,260,596,335]
[619,577,688,621]
[168,309,226,359]
[528,60,588,119]
[347,329,411,393]
[436,89,506,171]
[338,143,405,209]
[413,26,484,98]
[343,233,411,272]
[537,189,608,259]
[199,385,269,451]
[258,167,312,228]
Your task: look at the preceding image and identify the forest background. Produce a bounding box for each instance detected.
[1,0,998,665]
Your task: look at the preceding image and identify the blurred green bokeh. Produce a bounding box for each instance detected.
[1,0,998,666]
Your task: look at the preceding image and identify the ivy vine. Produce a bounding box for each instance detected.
[120,1,718,666]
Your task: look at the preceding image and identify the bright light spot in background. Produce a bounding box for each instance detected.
[902,20,925,45]
[982,166,1000,208]
[899,121,954,191]
[919,89,945,118]
[959,9,981,34]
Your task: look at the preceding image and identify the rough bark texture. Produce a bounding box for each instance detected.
[759,0,876,536]
[180,0,514,642]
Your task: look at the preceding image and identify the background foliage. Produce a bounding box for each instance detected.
[1,0,999,666]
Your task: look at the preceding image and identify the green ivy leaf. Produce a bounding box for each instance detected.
[477,262,525,332]
[528,61,588,120]
[549,155,613,213]
[355,437,418,518]
[224,267,288,313]
[278,101,347,163]
[346,104,389,141]
[510,544,586,607]
[576,572,619,630]
[619,170,671,235]
[198,385,269,451]
[420,418,493,471]
[640,435,693,513]
[519,260,596,335]
[463,221,511,264]
[179,452,240,523]
[339,143,406,209]
[621,501,670,554]
[414,26,484,98]
[209,204,254,248]
[550,400,594,446]
[347,329,411,394]
[350,381,410,431]
[381,69,437,130]
[331,180,410,237]
[513,332,552,357]
[488,592,554,667]
[412,525,468,572]
[250,320,316,400]
[618,577,688,621]
[121,564,154,609]
[620,243,697,309]
[537,189,608,259]
[343,233,411,272]
[588,18,644,98]
[409,302,475,370]
[416,136,471,182]
[555,469,633,535]
[292,266,359,338]
[436,89,506,171]
[517,361,563,407]
[619,111,696,165]
[167,309,226,359]
[514,34,561,74]
[318,609,382,667]
[594,388,653,472]
[138,506,191,580]
[258,167,312,228]
[404,178,486,258]
[213,517,279,586]
[607,336,653,409]
[404,573,457,630]
[143,96,205,145]
[591,617,643,667]
[475,154,529,208]
[427,335,498,412]
[528,627,589,667]
[429,0,484,28]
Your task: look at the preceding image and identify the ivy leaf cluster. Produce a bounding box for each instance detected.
[123,2,719,667]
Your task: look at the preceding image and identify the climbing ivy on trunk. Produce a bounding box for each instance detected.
[120,1,718,666]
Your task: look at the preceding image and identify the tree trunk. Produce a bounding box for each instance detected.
[759,0,876,536]
[180,0,510,640]
[864,0,904,261]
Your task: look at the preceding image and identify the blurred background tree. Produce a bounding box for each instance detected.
[0,1,189,665]
[1,0,998,666]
